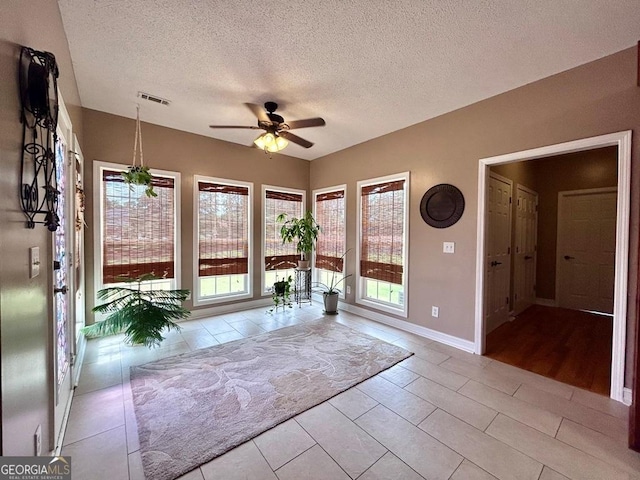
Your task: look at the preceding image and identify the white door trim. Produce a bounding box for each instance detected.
[474,130,632,403]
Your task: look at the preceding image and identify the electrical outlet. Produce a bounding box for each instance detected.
[443,242,455,254]
[346,285,351,295]
[431,306,439,318]
[34,424,42,456]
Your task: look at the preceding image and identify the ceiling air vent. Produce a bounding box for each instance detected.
[137,91,170,106]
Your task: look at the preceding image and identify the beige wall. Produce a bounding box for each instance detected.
[0,1,83,455]
[310,46,640,386]
[82,109,310,323]
[492,147,618,303]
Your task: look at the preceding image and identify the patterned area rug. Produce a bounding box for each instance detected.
[130,318,412,480]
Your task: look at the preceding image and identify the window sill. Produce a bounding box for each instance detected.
[192,291,252,307]
[356,296,407,318]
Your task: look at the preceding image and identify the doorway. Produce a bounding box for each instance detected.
[474,131,632,402]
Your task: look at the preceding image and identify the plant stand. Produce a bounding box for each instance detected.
[272,291,288,312]
[294,268,312,307]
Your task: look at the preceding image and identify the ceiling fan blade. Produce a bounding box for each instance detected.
[209,125,260,129]
[285,117,326,129]
[244,103,270,123]
[280,131,314,148]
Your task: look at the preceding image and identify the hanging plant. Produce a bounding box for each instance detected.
[122,105,156,197]
[122,165,156,197]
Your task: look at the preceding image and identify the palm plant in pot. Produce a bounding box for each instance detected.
[314,251,352,314]
[277,210,321,269]
[82,274,190,347]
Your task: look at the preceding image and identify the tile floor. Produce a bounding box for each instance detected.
[62,303,640,480]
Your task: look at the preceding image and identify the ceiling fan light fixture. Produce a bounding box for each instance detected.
[254,132,288,152]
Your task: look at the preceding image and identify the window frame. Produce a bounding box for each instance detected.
[192,175,253,306]
[356,171,410,317]
[262,184,306,295]
[312,184,347,299]
[92,161,182,306]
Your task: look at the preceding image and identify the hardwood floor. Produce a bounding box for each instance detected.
[485,305,612,395]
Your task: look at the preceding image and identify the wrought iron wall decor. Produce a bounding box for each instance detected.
[19,46,60,230]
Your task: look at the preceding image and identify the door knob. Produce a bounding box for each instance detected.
[490,261,503,267]
[54,285,68,295]
[563,255,575,260]
[524,255,533,260]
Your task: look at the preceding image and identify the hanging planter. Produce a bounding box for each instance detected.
[122,105,157,197]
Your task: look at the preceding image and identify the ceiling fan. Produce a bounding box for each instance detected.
[209,101,325,152]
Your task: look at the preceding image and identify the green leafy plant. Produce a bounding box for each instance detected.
[83,274,190,347]
[277,210,321,261]
[313,250,352,314]
[122,165,157,198]
[313,250,352,295]
[270,275,293,312]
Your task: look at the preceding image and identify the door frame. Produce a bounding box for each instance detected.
[555,187,617,312]
[474,130,632,403]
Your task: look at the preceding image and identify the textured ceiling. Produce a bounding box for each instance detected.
[58,0,640,160]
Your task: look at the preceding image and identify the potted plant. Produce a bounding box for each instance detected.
[314,250,352,314]
[122,165,156,198]
[122,104,157,198]
[277,210,321,269]
[270,275,293,312]
[82,273,190,347]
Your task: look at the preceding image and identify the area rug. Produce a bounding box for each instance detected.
[130,318,412,480]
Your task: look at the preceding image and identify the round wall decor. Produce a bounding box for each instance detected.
[420,184,465,228]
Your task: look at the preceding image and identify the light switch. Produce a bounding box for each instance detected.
[29,247,40,278]
[443,242,455,254]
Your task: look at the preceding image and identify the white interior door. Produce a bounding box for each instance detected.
[513,185,538,315]
[485,173,512,333]
[557,188,616,314]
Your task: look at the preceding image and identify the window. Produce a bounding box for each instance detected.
[313,186,346,296]
[263,186,305,293]
[95,162,180,294]
[195,176,252,304]
[357,172,409,316]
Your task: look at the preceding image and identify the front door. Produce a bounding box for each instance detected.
[485,173,512,333]
[51,105,75,452]
[513,185,538,315]
[556,188,616,314]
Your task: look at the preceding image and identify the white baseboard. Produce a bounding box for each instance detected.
[535,298,557,307]
[623,387,632,406]
[339,302,476,353]
[188,298,273,321]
